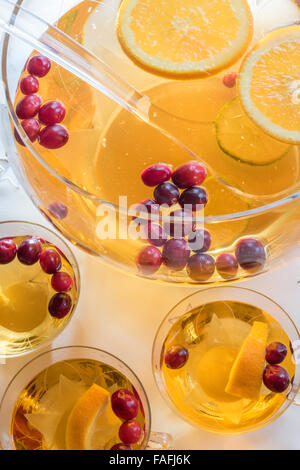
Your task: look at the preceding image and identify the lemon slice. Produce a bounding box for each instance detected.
[65,384,121,450]
[225,321,268,400]
[117,0,253,79]
[239,24,300,144]
[216,97,290,165]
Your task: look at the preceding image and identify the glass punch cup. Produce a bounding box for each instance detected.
[3,0,300,285]
[153,287,300,434]
[0,346,171,450]
[0,221,79,357]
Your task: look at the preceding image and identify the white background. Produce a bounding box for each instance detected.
[0,0,300,451]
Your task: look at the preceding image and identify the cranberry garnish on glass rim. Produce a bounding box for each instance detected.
[136,245,162,275]
[263,364,290,393]
[38,124,69,149]
[216,253,238,279]
[235,238,266,273]
[119,420,142,444]
[187,253,215,281]
[48,292,72,319]
[111,389,139,421]
[0,239,17,264]
[172,162,207,189]
[17,237,42,265]
[38,100,66,125]
[20,75,39,95]
[51,272,73,292]
[179,186,208,211]
[16,94,42,119]
[39,249,62,274]
[162,238,190,271]
[188,229,212,253]
[164,345,189,369]
[27,55,51,77]
[48,202,68,220]
[265,342,288,365]
[141,163,172,187]
[154,182,179,206]
[164,209,195,238]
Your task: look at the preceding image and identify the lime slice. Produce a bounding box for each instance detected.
[215,98,290,165]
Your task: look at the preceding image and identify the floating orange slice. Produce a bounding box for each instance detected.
[65,384,121,450]
[117,0,253,79]
[239,24,300,144]
[225,321,268,400]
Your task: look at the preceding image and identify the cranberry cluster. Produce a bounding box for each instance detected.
[135,162,267,281]
[263,342,291,394]
[110,388,143,450]
[0,237,73,319]
[14,55,69,150]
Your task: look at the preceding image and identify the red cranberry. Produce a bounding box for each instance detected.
[179,186,208,211]
[263,365,290,393]
[38,101,66,125]
[172,162,207,189]
[119,420,141,444]
[136,246,162,275]
[216,253,238,279]
[235,238,266,273]
[188,229,212,253]
[21,118,40,143]
[266,342,288,365]
[51,272,73,292]
[39,124,69,149]
[48,202,68,219]
[110,443,132,450]
[164,209,195,237]
[223,72,238,88]
[143,222,167,247]
[48,293,72,319]
[165,345,189,369]
[162,238,190,271]
[15,119,40,146]
[20,75,39,95]
[0,239,17,264]
[27,55,51,77]
[16,94,42,119]
[141,163,172,187]
[39,249,61,274]
[111,389,139,421]
[132,199,160,224]
[17,238,42,265]
[154,182,179,206]
[187,253,215,281]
